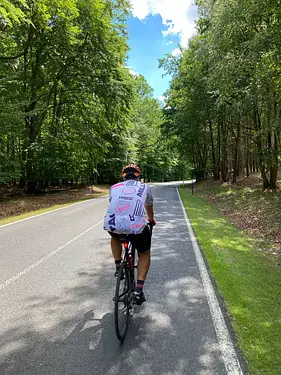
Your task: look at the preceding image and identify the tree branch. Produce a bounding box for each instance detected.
[0,51,25,60]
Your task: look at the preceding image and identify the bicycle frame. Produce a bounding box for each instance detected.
[114,222,154,341]
[121,240,136,287]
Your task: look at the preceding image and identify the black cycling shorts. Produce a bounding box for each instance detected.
[108,225,151,253]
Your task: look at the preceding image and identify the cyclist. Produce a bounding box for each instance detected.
[104,163,155,305]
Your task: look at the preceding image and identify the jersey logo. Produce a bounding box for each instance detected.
[137,183,145,197]
[115,203,131,214]
[133,199,144,217]
[122,187,136,195]
[125,180,138,186]
[108,214,116,232]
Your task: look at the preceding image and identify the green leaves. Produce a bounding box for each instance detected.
[0,0,28,26]
[0,0,189,187]
[0,0,134,190]
[164,0,281,187]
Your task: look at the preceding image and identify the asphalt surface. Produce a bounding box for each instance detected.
[0,183,238,375]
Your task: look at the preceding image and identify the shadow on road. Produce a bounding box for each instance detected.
[0,185,226,375]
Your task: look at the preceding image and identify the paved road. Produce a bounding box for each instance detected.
[0,183,242,375]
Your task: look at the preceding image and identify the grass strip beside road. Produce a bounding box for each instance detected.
[179,186,281,375]
[0,194,107,227]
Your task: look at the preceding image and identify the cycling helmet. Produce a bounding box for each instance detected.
[122,163,141,179]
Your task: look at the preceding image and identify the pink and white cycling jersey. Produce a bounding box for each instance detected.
[104,180,153,235]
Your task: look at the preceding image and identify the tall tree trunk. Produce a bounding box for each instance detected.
[269,131,279,188]
[25,43,43,193]
[253,104,270,189]
[26,113,37,193]
[208,119,220,180]
[245,129,250,177]
[232,124,240,183]
[220,121,229,182]
[269,103,280,188]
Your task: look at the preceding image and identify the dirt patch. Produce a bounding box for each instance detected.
[0,185,109,220]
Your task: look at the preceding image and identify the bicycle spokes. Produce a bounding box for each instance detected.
[114,263,131,341]
[114,243,136,342]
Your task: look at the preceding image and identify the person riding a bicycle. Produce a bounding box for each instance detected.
[104,163,155,305]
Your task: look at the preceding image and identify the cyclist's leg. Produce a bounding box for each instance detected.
[137,249,151,280]
[134,250,150,304]
[108,232,122,275]
[110,236,122,260]
[132,225,152,280]
[129,226,151,304]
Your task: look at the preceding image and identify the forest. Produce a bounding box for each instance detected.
[162,0,281,188]
[0,0,186,193]
[1,0,281,193]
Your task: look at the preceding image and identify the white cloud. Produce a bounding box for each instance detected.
[172,47,181,56]
[126,66,140,76]
[130,0,197,47]
[129,69,139,77]
[158,95,166,102]
[166,41,173,45]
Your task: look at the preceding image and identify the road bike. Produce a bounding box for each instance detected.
[114,222,153,342]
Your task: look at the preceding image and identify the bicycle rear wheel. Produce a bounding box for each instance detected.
[129,246,137,290]
[114,262,131,341]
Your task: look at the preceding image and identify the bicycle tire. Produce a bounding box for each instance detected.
[114,262,131,341]
[130,245,136,289]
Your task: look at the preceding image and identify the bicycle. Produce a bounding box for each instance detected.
[114,222,153,342]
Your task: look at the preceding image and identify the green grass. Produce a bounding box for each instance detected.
[179,186,281,375]
[0,194,107,227]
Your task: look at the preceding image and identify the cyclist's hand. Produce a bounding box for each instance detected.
[148,218,156,226]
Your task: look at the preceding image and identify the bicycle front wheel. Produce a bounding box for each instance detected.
[114,262,131,342]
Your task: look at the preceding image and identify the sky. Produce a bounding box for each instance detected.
[127,0,199,100]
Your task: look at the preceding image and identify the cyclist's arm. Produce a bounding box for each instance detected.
[145,204,154,221]
[145,185,154,220]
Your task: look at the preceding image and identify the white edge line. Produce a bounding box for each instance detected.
[176,186,243,375]
[0,195,108,229]
[0,219,104,291]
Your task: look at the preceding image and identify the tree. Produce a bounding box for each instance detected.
[162,0,281,189]
[0,0,133,191]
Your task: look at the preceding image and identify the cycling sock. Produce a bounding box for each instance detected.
[115,260,121,271]
[136,280,144,293]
